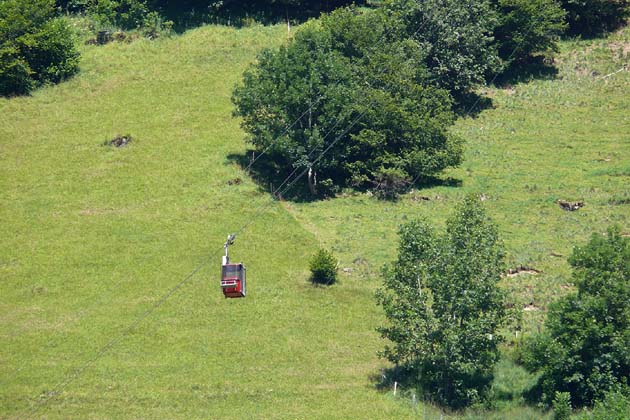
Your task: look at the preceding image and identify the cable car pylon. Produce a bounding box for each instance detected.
[220,233,246,298]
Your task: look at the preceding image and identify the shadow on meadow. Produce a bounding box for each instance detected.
[453,92,495,118]
[156,1,368,33]
[494,56,560,88]
[227,150,463,203]
[371,364,542,417]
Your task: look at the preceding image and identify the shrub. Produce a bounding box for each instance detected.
[520,227,630,408]
[391,0,501,98]
[589,389,630,420]
[88,0,150,30]
[553,391,572,420]
[492,0,567,63]
[56,0,89,12]
[376,196,507,409]
[233,7,462,197]
[309,248,337,285]
[561,0,630,36]
[0,0,79,96]
[372,167,410,200]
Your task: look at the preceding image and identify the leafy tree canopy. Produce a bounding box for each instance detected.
[561,0,630,36]
[390,0,501,97]
[376,196,507,409]
[0,0,79,96]
[520,227,630,408]
[491,0,567,63]
[232,7,462,197]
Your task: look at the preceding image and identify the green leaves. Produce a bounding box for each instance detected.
[520,227,630,408]
[377,196,507,409]
[492,0,567,62]
[561,0,630,36]
[309,248,338,285]
[232,7,462,197]
[0,0,79,96]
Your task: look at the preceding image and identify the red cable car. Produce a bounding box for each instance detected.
[221,234,246,298]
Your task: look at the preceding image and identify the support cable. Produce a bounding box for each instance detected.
[19,10,435,419]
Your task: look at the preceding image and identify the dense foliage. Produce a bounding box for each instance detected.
[0,0,79,96]
[376,196,507,409]
[561,0,630,36]
[491,0,567,63]
[233,8,462,196]
[87,0,151,30]
[309,248,338,285]
[520,227,630,408]
[392,0,501,97]
[582,389,630,420]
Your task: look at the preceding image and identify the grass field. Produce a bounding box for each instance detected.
[1,20,629,419]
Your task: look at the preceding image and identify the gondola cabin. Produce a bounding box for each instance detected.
[221,262,246,298]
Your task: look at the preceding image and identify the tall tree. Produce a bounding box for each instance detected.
[0,0,79,96]
[376,196,507,409]
[520,227,630,408]
[232,7,462,197]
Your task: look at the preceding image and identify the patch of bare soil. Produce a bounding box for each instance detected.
[227,177,242,185]
[558,200,584,211]
[507,266,542,277]
[523,302,540,312]
[107,135,132,148]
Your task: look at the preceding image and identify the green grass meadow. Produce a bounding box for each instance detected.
[1,21,629,419]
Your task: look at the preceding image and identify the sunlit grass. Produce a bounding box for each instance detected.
[1,21,628,419]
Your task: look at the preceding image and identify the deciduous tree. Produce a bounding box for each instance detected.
[376,196,507,408]
[0,0,79,96]
[520,227,630,408]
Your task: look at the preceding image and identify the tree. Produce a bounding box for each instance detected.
[491,0,567,64]
[232,7,462,197]
[309,248,338,285]
[376,196,507,409]
[520,227,630,408]
[87,0,151,30]
[391,0,567,88]
[561,0,630,36]
[389,0,501,98]
[0,0,79,96]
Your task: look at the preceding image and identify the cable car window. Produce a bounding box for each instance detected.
[222,264,242,278]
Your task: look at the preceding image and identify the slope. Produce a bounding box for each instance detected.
[0,25,414,419]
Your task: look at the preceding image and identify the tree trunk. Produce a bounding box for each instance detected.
[308,167,317,196]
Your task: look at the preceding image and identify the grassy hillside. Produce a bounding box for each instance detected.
[0,21,628,419]
[287,28,630,326]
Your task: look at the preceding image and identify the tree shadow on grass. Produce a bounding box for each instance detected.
[453,92,495,118]
[494,56,559,88]
[157,1,368,33]
[412,175,463,191]
[226,150,316,203]
[228,150,464,203]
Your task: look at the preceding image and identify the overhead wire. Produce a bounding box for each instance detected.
[243,7,421,173]
[19,7,433,419]
[406,46,520,190]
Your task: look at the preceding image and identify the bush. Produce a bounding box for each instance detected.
[492,0,567,63]
[309,248,337,285]
[561,0,630,36]
[520,227,630,408]
[372,167,410,200]
[0,0,79,96]
[56,0,89,12]
[553,391,572,420]
[88,0,150,30]
[376,196,507,409]
[391,0,501,98]
[233,7,462,197]
[588,389,630,420]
